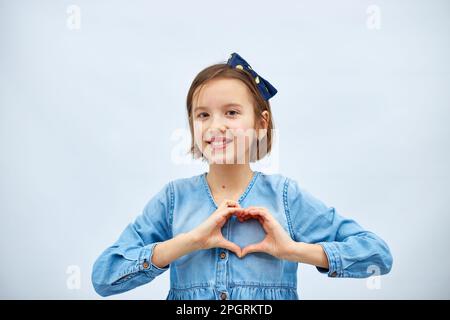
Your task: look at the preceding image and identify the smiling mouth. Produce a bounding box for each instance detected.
[206,138,233,150]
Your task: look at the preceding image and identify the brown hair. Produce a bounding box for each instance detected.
[186,63,275,162]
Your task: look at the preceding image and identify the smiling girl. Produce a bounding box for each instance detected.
[92,53,393,300]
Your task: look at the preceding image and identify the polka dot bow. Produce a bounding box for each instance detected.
[227,52,278,101]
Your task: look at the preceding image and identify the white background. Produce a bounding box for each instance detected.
[1,0,449,299]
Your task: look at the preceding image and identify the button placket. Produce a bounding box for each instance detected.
[215,221,229,298]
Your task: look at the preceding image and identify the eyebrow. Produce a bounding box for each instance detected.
[194,103,243,112]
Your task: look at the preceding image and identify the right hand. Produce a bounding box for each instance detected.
[189,200,244,257]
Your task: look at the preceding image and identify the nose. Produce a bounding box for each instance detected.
[209,114,227,133]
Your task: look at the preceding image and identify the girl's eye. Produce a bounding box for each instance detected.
[226,110,239,116]
[197,112,209,119]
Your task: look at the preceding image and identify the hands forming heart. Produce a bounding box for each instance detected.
[189,200,296,259]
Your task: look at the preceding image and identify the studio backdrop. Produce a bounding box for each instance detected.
[1,0,449,299]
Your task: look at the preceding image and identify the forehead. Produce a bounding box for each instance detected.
[193,78,253,109]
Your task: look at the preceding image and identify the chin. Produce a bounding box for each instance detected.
[202,143,250,164]
[208,153,250,165]
[207,156,232,165]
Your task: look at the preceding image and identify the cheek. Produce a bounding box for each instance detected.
[228,117,255,133]
[231,131,257,153]
[193,121,204,140]
[230,119,257,141]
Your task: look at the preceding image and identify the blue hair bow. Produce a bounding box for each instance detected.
[226,52,278,101]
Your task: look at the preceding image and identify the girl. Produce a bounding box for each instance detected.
[92,53,393,300]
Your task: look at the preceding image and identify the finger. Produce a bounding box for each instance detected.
[241,242,265,257]
[238,211,260,222]
[220,199,240,209]
[257,207,274,221]
[242,210,270,231]
[236,211,249,219]
[246,206,266,211]
[222,207,246,220]
[240,213,253,221]
[219,239,243,258]
[245,208,266,219]
[253,207,270,216]
[247,208,272,222]
[235,211,247,222]
[244,206,259,214]
[225,207,246,215]
[248,212,271,230]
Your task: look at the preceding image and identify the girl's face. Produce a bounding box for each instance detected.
[192,78,268,164]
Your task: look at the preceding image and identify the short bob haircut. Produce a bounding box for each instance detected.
[186,62,275,162]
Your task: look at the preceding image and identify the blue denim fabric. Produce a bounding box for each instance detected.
[92,171,393,299]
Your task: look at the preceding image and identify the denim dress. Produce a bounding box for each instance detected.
[92,171,393,299]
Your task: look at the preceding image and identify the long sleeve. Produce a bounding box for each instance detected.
[284,178,393,278]
[91,182,173,297]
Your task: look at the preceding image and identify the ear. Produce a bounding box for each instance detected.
[259,111,269,130]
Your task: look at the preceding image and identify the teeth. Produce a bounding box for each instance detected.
[211,140,230,147]
[212,141,227,146]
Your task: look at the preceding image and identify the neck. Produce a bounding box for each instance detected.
[206,164,254,193]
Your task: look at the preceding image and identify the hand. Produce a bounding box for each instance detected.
[188,200,244,257]
[236,206,296,259]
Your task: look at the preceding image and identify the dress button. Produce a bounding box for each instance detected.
[220,292,227,300]
[331,271,337,277]
[142,261,150,269]
[219,252,226,259]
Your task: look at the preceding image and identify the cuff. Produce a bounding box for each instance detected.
[139,242,170,276]
[112,242,169,285]
[316,242,342,278]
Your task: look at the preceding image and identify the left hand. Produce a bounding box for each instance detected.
[236,206,296,259]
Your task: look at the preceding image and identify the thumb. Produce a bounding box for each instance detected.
[219,239,242,258]
[241,242,265,257]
